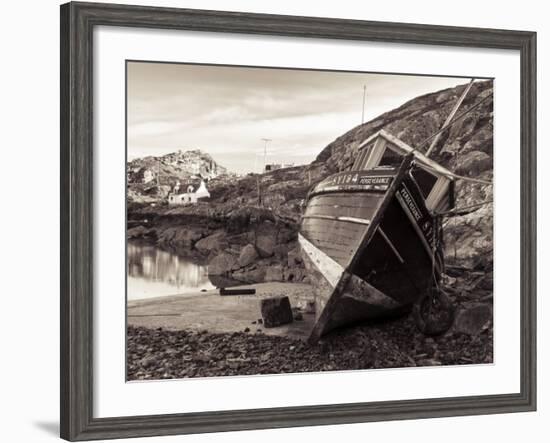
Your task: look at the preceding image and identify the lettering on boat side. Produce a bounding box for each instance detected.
[315,173,393,193]
[398,185,422,221]
[397,183,436,248]
[358,176,392,185]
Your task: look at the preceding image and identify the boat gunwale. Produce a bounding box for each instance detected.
[307,187,390,198]
[301,214,372,226]
[308,169,397,199]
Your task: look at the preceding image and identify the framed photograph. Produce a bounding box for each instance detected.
[60,1,536,441]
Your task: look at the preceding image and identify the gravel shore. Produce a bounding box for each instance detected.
[127,308,492,380]
[127,268,493,380]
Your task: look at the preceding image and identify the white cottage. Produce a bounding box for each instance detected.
[168,180,210,205]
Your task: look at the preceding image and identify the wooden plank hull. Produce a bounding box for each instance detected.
[299,162,442,342]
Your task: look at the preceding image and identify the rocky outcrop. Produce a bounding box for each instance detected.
[205,232,307,285]
[443,175,493,268]
[127,225,154,239]
[454,151,492,176]
[156,226,206,250]
[127,149,228,189]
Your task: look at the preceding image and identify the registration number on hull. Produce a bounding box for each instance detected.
[315,173,393,193]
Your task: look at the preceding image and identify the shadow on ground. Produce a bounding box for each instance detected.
[33,421,59,437]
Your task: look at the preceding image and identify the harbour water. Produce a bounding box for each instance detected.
[127,241,215,300]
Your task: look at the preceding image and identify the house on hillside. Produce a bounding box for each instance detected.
[168,179,211,205]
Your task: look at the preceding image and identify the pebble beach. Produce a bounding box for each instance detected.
[127,274,493,381]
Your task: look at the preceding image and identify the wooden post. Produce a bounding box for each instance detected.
[425,79,475,157]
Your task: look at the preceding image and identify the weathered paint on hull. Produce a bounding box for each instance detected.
[299,233,407,340]
[299,233,340,326]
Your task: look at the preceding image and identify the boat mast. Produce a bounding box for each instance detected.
[424,79,475,158]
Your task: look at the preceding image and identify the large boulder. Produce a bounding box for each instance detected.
[228,232,254,248]
[273,243,290,261]
[443,201,493,268]
[207,252,239,275]
[454,304,492,336]
[238,244,259,267]
[444,177,493,268]
[454,150,492,177]
[260,296,294,328]
[195,231,228,255]
[127,225,153,239]
[265,264,284,282]
[461,126,493,156]
[256,236,276,258]
[255,221,278,258]
[157,226,205,248]
[230,266,266,284]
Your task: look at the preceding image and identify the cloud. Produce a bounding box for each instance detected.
[127,62,470,173]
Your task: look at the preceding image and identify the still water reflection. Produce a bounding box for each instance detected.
[127,241,215,300]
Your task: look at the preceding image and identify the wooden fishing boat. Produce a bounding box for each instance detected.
[299,130,457,343]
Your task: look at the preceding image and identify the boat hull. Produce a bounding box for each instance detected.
[299,163,442,342]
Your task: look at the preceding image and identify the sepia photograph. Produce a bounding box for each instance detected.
[125,61,494,381]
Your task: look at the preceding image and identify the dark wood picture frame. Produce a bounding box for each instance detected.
[60,1,537,441]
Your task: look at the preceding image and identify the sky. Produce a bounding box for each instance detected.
[127,62,471,174]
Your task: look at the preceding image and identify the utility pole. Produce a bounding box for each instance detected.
[257,175,261,207]
[361,84,366,124]
[258,138,271,208]
[261,138,272,173]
